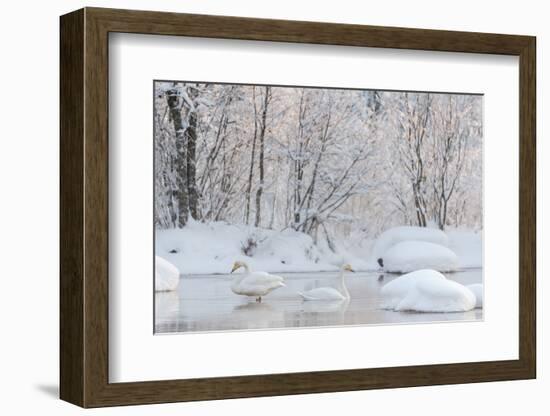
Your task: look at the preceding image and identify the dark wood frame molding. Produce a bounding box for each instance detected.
[60,7,536,408]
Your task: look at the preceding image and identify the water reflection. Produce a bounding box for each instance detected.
[300,298,349,313]
[155,269,483,334]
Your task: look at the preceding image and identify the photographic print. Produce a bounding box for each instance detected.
[154,81,483,334]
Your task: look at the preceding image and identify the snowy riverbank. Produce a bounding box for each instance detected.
[155,220,482,276]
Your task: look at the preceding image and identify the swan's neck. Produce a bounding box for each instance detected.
[339,269,350,299]
[233,263,251,283]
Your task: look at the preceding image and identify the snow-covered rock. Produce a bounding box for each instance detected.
[466,283,483,308]
[372,226,449,261]
[155,256,180,291]
[381,269,476,312]
[382,241,459,273]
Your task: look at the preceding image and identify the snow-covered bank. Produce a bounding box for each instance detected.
[156,220,371,275]
[155,221,482,276]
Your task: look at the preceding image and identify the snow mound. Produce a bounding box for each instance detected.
[381,269,476,312]
[382,241,459,273]
[466,283,483,308]
[155,256,180,291]
[372,226,449,261]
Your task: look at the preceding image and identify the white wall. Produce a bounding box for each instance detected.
[0,0,545,414]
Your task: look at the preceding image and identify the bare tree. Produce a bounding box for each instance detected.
[154,82,482,242]
[392,92,432,227]
[244,87,258,224]
[153,99,177,228]
[254,86,271,227]
[165,84,189,227]
[195,86,245,222]
[184,85,200,220]
[289,89,314,229]
[283,90,378,246]
[430,95,471,230]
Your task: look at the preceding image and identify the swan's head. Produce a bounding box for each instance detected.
[231,261,246,273]
[342,264,355,273]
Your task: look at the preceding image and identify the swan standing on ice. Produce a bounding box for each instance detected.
[299,264,355,301]
[230,261,285,303]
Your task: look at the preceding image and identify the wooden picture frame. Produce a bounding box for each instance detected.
[60,7,536,408]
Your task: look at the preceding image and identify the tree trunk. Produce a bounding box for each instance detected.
[440,198,448,230]
[254,87,270,227]
[294,160,302,227]
[166,86,188,227]
[163,170,177,226]
[413,182,427,227]
[293,92,306,229]
[414,189,428,227]
[216,136,233,221]
[186,100,199,220]
[302,109,331,233]
[245,87,258,224]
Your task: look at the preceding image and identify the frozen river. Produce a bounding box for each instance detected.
[155,269,483,334]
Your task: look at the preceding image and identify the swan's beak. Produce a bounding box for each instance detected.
[230,264,239,273]
[350,268,356,273]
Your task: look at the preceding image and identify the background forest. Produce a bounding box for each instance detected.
[154,81,483,274]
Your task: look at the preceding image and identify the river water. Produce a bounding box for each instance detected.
[155,269,483,334]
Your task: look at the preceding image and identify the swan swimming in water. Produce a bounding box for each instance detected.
[299,264,354,301]
[230,261,285,302]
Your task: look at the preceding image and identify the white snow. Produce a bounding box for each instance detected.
[155,256,180,291]
[447,228,483,268]
[155,221,480,276]
[381,269,476,312]
[155,220,370,275]
[466,283,484,308]
[382,241,459,273]
[371,226,450,261]
[253,229,323,267]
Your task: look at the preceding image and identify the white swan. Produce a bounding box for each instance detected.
[299,264,354,301]
[230,261,285,302]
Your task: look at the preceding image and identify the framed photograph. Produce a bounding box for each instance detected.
[60,7,536,407]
